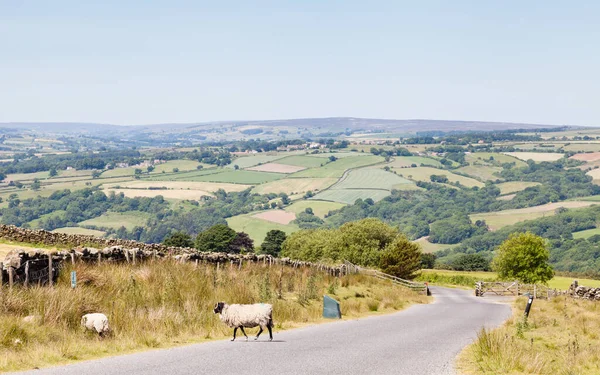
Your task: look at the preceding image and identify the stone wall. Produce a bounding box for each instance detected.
[0,224,358,286]
[568,280,600,301]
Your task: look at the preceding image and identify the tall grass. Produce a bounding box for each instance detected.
[0,260,427,371]
[458,296,600,374]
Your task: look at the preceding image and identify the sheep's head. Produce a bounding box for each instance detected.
[213,302,225,314]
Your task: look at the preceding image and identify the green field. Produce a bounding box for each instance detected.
[6,171,51,182]
[414,237,459,253]
[226,213,299,244]
[147,168,223,181]
[292,155,384,178]
[577,195,600,202]
[312,189,391,205]
[51,227,106,236]
[495,181,541,195]
[467,152,527,168]
[275,155,328,168]
[455,165,502,182]
[79,211,151,230]
[229,154,287,169]
[562,143,600,152]
[419,269,600,290]
[394,166,485,188]
[308,151,371,158]
[388,156,443,168]
[251,177,337,195]
[285,200,346,218]
[152,160,204,173]
[333,168,412,190]
[470,201,594,230]
[27,210,67,229]
[572,227,600,239]
[183,170,284,184]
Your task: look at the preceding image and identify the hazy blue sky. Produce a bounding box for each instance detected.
[1,1,598,125]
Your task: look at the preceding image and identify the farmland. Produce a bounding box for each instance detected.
[465,152,527,168]
[572,227,600,239]
[470,201,595,230]
[393,166,485,188]
[292,155,384,178]
[312,189,392,205]
[228,154,287,169]
[495,181,541,195]
[333,168,413,190]
[169,170,284,184]
[246,163,306,173]
[102,180,252,193]
[386,156,442,168]
[284,200,346,218]
[276,155,329,168]
[51,227,106,236]
[227,213,299,244]
[455,165,502,182]
[79,211,151,230]
[503,152,564,162]
[251,177,337,195]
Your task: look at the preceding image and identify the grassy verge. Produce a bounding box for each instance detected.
[457,296,600,374]
[0,261,428,372]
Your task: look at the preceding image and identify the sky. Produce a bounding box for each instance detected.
[1,1,599,126]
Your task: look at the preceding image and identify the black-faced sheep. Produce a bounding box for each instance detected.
[81,313,110,337]
[213,302,273,341]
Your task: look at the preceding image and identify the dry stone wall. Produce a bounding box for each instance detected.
[0,225,356,286]
[569,280,600,301]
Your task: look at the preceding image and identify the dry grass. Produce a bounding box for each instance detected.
[503,152,565,162]
[0,261,428,372]
[458,296,600,375]
[252,210,297,224]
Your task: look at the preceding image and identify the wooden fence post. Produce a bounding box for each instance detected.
[0,262,3,287]
[238,259,243,270]
[48,255,53,288]
[24,261,29,287]
[97,252,101,265]
[132,250,136,265]
[70,252,75,265]
[8,267,14,289]
[124,249,130,263]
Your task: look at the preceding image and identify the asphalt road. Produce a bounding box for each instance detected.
[15,287,511,375]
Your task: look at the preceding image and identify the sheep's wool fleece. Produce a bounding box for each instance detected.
[220,303,272,328]
[81,313,110,333]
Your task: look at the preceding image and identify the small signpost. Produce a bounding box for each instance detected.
[71,271,77,289]
[524,293,534,318]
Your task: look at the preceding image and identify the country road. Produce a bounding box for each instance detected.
[14,287,512,375]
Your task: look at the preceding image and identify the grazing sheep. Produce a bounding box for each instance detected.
[213,302,273,341]
[81,313,110,337]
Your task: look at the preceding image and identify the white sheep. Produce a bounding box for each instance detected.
[213,302,273,341]
[81,313,110,337]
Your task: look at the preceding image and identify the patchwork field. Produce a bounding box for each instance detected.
[495,181,541,195]
[147,168,223,181]
[503,152,564,162]
[334,168,412,190]
[284,200,346,218]
[455,165,502,182]
[387,156,442,168]
[292,155,384,178]
[51,227,106,236]
[176,170,284,184]
[312,189,392,205]
[562,143,600,152]
[466,152,527,168]
[251,177,337,195]
[78,211,152,230]
[246,163,306,174]
[152,160,205,173]
[471,201,596,230]
[102,180,252,193]
[229,154,287,169]
[570,152,600,162]
[226,213,299,244]
[104,188,212,200]
[252,210,297,225]
[275,155,328,168]
[394,167,485,188]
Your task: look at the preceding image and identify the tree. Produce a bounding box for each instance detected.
[31,179,41,191]
[228,232,254,254]
[163,231,194,248]
[134,168,142,175]
[329,155,337,162]
[379,235,422,279]
[420,253,436,269]
[49,167,58,177]
[492,232,554,284]
[196,224,237,252]
[92,170,102,179]
[172,167,179,173]
[261,230,287,257]
[304,207,314,215]
[147,165,155,173]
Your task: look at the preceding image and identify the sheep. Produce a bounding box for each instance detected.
[81,313,110,337]
[213,302,273,341]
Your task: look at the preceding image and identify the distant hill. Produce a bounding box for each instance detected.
[0,118,574,135]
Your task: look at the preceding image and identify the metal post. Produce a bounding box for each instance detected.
[24,261,29,287]
[48,254,53,287]
[524,295,534,318]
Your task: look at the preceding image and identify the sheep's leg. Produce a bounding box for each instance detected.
[267,321,273,341]
[239,327,249,341]
[255,326,263,340]
[231,327,238,341]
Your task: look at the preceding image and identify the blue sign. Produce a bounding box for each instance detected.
[323,295,341,319]
[71,271,77,289]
